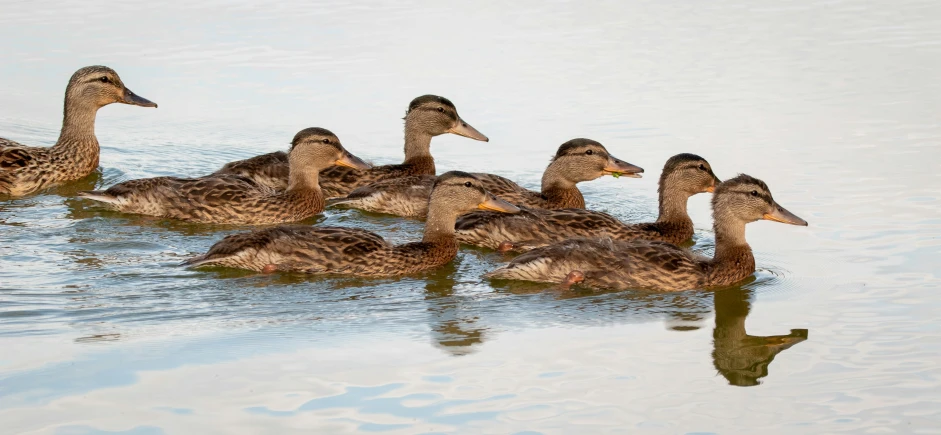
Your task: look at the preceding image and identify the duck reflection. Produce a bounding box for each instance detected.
[712,287,808,386]
[422,261,488,356]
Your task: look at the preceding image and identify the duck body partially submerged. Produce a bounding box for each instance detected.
[332,138,643,217]
[1,66,156,197]
[184,171,521,276]
[212,95,488,198]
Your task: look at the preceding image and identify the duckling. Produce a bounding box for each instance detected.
[212,95,488,197]
[330,138,643,217]
[0,66,157,197]
[484,174,808,291]
[455,153,719,251]
[183,171,521,275]
[78,128,370,225]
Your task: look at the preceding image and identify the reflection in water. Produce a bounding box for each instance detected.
[423,262,487,356]
[712,288,808,387]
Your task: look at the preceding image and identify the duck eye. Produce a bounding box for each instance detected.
[437,107,445,113]
[585,149,593,155]
[464,181,472,187]
[750,190,759,197]
[98,77,110,83]
[322,138,330,144]
[699,164,706,170]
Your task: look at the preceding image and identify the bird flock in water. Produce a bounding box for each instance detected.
[0,66,809,292]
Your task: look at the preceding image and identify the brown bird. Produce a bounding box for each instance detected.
[183,171,521,276]
[1,66,157,197]
[484,174,808,291]
[455,153,719,251]
[78,128,369,225]
[211,95,488,198]
[330,138,643,217]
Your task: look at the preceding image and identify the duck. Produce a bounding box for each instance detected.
[211,95,488,197]
[484,174,808,291]
[77,128,370,225]
[0,66,157,197]
[330,138,643,218]
[183,171,521,276]
[455,153,719,251]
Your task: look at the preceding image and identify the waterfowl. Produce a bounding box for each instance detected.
[331,138,643,218]
[183,171,521,276]
[455,153,719,251]
[485,174,808,291]
[78,128,370,225]
[0,66,157,197]
[212,95,488,197]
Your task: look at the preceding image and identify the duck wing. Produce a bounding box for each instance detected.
[329,175,435,217]
[473,173,545,208]
[213,151,290,191]
[184,225,392,274]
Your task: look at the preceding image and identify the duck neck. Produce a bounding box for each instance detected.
[287,158,324,193]
[541,166,585,208]
[403,122,435,170]
[422,202,459,244]
[656,186,694,233]
[707,214,756,285]
[53,96,101,157]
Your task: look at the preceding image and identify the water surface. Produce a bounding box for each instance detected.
[2,1,940,433]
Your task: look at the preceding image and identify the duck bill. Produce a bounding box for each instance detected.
[122,88,158,108]
[478,194,520,213]
[763,203,808,226]
[603,156,644,179]
[705,175,722,193]
[335,152,372,170]
[448,119,489,142]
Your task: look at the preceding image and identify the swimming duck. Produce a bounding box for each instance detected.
[330,138,643,217]
[484,174,808,291]
[78,128,370,225]
[0,66,157,197]
[183,171,521,275]
[211,95,488,197]
[455,153,719,251]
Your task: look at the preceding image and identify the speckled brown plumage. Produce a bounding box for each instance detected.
[484,174,808,291]
[211,95,488,198]
[455,153,721,250]
[184,171,521,276]
[78,128,369,225]
[0,66,156,197]
[331,138,643,217]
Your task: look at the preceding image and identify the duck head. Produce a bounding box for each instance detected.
[429,171,521,216]
[289,127,371,172]
[712,174,808,227]
[66,66,157,109]
[405,95,488,141]
[660,153,721,196]
[542,139,643,188]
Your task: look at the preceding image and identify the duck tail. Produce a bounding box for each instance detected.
[326,196,358,208]
[77,190,123,205]
[180,254,218,268]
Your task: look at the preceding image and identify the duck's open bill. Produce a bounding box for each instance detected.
[123,88,157,108]
[763,203,808,226]
[603,156,644,178]
[335,152,372,170]
[448,119,489,142]
[478,194,521,213]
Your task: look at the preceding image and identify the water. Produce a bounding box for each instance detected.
[2,0,940,433]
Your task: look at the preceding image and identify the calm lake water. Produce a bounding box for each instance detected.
[2,1,940,433]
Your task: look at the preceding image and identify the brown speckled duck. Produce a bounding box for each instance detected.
[0,66,157,197]
[78,128,370,225]
[183,171,520,276]
[455,153,719,251]
[211,95,488,197]
[484,174,808,291]
[330,138,643,218]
